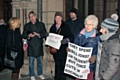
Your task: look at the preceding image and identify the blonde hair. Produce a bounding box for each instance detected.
[9,17,21,30]
[85,15,98,28]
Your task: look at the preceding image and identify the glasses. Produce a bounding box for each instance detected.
[85,23,94,26]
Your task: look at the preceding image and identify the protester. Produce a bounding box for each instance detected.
[6,17,24,80]
[95,14,120,80]
[49,11,74,80]
[74,15,99,80]
[22,11,47,80]
[65,8,84,39]
[0,19,8,71]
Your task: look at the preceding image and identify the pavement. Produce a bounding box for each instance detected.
[18,47,74,80]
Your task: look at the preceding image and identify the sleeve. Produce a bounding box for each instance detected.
[39,23,47,38]
[6,30,17,51]
[64,25,74,43]
[103,42,120,79]
[22,24,29,39]
[6,30,13,47]
[74,33,80,45]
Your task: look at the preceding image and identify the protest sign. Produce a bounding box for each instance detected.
[45,33,63,49]
[64,42,93,79]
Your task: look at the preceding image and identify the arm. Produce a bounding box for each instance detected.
[89,36,100,64]
[103,42,120,79]
[39,23,47,38]
[22,24,29,39]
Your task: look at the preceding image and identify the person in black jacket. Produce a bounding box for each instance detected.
[6,17,24,80]
[65,8,84,39]
[0,19,8,71]
[22,11,47,80]
[49,12,74,80]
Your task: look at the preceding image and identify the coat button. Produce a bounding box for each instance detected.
[102,70,104,73]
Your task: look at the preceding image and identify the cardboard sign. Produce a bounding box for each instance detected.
[64,42,93,79]
[45,33,63,49]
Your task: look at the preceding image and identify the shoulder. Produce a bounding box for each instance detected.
[61,22,70,29]
[76,18,84,24]
[36,20,45,25]
[65,19,72,24]
[24,22,30,27]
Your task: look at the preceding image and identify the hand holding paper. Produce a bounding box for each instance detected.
[89,55,96,64]
[61,38,70,44]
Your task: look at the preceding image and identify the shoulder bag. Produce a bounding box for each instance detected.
[4,32,18,68]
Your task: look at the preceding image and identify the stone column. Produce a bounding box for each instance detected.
[37,0,42,21]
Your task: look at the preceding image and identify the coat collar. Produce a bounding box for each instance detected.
[80,28,97,37]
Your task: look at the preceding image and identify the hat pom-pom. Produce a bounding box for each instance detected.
[111,14,118,21]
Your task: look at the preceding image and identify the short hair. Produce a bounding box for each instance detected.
[8,17,21,30]
[84,15,98,28]
[29,11,37,17]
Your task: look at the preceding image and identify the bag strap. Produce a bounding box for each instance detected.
[58,28,61,34]
[82,38,94,47]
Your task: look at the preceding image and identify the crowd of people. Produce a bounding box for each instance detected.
[0,8,120,80]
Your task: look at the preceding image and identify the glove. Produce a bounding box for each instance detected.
[89,55,96,64]
[61,38,70,44]
[46,33,49,37]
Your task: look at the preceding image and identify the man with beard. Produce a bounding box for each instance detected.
[65,8,84,39]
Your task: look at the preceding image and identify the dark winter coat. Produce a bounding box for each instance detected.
[65,18,84,38]
[74,29,99,72]
[0,24,8,71]
[49,22,74,60]
[22,20,47,57]
[6,28,24,69]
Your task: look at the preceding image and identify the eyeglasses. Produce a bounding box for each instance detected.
[85,23,94,26]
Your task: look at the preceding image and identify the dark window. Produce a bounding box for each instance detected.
[65,0,74,20]
[78,0,85,19]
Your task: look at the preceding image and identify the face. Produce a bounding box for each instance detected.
[55,16,62,24]
[69,12,77,20]
[100,27,107,34]
[85,20,95,32]
[29,14,37,23]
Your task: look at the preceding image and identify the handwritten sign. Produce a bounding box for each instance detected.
[64,42,93,79]
[45,33,63,49]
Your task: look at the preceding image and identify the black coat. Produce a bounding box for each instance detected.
[0,24,8,71]
[6,28,24,69]
[49,22,74,60]
[65,18,84,38]
[0,24,8,57]
[22,20,47,57]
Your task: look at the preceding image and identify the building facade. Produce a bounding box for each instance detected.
[10,0,120,32]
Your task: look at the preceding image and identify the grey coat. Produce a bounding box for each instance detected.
[22,20,47,57]
[95,33,120,80]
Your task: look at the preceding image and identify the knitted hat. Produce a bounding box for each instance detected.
[54,11,63,19]
[101,14,119,32]
[70,8,78,16]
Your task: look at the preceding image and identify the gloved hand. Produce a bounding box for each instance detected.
[61,38,69,44]
[89,55,96,64]
[46,33,49,37]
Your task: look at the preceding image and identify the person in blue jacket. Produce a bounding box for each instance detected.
[74,15,99,80]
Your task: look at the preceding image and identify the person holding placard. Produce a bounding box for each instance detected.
[49,12,74,80]
[95,14,120,80]
[74,15,100,80]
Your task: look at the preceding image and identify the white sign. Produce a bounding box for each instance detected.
[45,33,63,49]
[64,42,93,79]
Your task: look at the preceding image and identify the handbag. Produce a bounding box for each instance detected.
[4,32,18,68]
[49,28,61,54]
[49,46,57,54]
